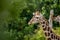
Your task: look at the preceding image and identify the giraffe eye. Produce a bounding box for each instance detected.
[36,17,39,19]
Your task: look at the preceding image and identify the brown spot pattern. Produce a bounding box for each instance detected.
[47,38,51,40]
[51,34,54,39]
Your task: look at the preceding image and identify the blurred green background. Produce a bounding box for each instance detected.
[0,0,60,40]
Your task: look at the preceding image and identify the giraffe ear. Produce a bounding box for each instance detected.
[33,12,35,15]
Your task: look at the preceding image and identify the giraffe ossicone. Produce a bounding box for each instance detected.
[28,10,60,40]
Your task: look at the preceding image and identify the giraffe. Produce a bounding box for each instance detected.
[28,10,60,40]
[48,10,54,28]
[48,9,60,28]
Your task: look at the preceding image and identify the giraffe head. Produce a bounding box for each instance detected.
[28,10,43,25]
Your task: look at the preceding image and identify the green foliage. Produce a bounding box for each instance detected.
[0,0,60,40]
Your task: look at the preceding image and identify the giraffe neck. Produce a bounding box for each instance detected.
[38,16,60,40]
[49,14,53,28]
